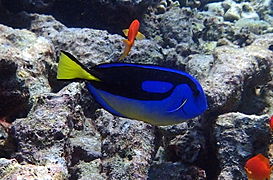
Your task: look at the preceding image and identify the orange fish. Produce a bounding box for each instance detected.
[270,115,273,130]
[119,19,145,60]
[244,154,272,180]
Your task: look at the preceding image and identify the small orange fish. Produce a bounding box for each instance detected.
[119,19,145,60]
[269,115,273,130]
[244,154,272,180]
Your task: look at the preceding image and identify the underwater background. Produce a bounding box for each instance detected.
[0,0,273,179]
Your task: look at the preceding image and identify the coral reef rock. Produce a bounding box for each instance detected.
[149,162,206,180]
[0,0,273,179]
[214,112,270,179]
[199,34,273,113]
[0,158,67,180]
[94,109,155,179]
[0,0,157,33]
[0,24,54,120]
[28,13,164,67]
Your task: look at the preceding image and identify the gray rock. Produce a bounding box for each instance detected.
[179,0,213,8]
[202,0,273,44]
[69,121,102,166]
[214,112,270,179]
[148,162,206,180]
[0,24,54,119]
[235,18,271,35]
[0,158,17,176]
[241,2,259,20]
[155,0,180,14]
[0,158,67,180]
[167,128,206,163]
[221,0,234,11]
[70,159,106,180]
[28,13,164,66]
[0,125,8,141]
[42,27,122,65]
[142,7,201,67]
[30,14,66,40]
[8,82,102,178]
[11,92,71,165]
[203,0,273,27]
[210,1,260,21]
[199,13,259,47]
[1,0,156,34]
[201,35,273,113]
[0,15,207,179]
[156,118,206,164]
[185,54,214,80]
[263,81,273,115]
[0,2,273,180]
[254,0,273,23]
[94,109,155,180]
[249,33,273,48]
[217,166,246,180]
[159,7,194,45]
[157,7,197,55]
[224,5,241,21]
[205,2,225,16]
[263,14,273,27]
[253,34,273,115]
[201,16,235,42]
[11,83,87,173]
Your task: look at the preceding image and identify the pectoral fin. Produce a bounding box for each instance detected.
[122,29,129,36]
[136,31,145,40]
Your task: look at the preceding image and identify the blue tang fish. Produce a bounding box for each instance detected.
[57,51,207,126]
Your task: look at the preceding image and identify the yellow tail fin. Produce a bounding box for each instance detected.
[57,51,100,81]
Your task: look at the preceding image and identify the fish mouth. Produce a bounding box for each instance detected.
[167,99,187,113]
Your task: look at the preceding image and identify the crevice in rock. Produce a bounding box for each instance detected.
[68,169,80,180]
[238,60,272,115]
[0,59,30,122]
[79,87,101,120]
[196,137,220,180]
[196,113,221,180]
[70,146,100,167]
[46,63,70,93]
[238,86,267,115]
[0,131,16,159]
